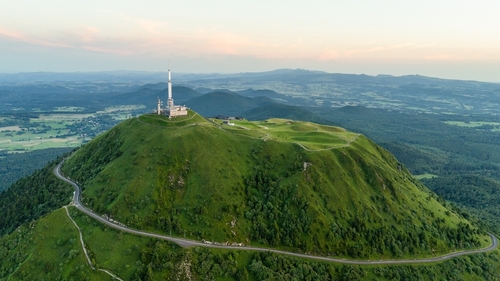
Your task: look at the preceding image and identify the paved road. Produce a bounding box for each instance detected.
[54,161,498,265]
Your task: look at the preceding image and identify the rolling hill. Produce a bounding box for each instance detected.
[185,91,275,117]
[113,85,203,110]
[243,103,329,124]
[236,88,284,99]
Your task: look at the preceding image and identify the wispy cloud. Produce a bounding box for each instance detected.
[345,43,418,56]
[0,19,468,65]
[424,54,460,61]
[318,49,340,61]
[69,26,101,43]
[0,26,70,48]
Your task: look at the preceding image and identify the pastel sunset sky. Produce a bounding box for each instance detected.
[1,0,499,82]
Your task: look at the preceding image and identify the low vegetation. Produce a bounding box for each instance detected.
[0,208,106,281]
[1,207,499,280]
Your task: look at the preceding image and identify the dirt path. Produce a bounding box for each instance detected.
[63,206,124,281]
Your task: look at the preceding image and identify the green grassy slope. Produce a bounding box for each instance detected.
[68,206,183,280]
[2,206,500,281]
[62,110,488,259]
[0,208,107,281]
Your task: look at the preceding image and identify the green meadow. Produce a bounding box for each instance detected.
[214,118,359,150]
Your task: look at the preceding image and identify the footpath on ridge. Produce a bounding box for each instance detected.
[54,161,499,265]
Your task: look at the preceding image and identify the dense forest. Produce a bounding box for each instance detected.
[0,148,72,192]
[422,175,500,234]
[0,155,73,236]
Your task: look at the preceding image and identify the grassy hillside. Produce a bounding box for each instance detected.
[62,110,488,259]
[3,206,499,281]
[0,208,107,281]
[236,88,284,99]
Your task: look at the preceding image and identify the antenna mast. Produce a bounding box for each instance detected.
[167,61,174,109]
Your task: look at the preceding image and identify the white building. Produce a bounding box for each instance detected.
[155,65,188,118]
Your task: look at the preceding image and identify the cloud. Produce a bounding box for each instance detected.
[318,49,340,61]
[71,26,101,43]
[345,43,417,56]
[423,54,459,61]
[414,42,437,49]
[0,26,70,48]
[0,25,139,56]
[0,18,463,65]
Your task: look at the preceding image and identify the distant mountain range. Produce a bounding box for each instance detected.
[2,68,498,86]
[3,68,500,115]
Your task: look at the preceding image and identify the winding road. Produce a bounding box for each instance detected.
[54,161,498,265]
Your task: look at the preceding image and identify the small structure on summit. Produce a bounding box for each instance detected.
[154,64,188,118]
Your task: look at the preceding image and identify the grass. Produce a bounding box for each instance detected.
[0,114,86,152]
[214,118,358,150]
[0,208,107,280]
[2,206,500,280]
[62,111,489,260]
[414,173,439,180]
[0,134,81,152]
[138,111,208,127]
[69,206,181,280]
[97,105,146,114]
[444,121,500,128]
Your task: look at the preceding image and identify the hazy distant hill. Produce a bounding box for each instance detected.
[139,82,168,91]
[113,85,203,110]
[155,86,203,104]
[236,88,284,99]
[178,69,500,115]
[0,71,167,83]
[186,91,275,117]
[243,103,327,123]
[178,68,500,88]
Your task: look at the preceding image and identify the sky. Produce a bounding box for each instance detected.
[1,0,499,82]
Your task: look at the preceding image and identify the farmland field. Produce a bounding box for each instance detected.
[0,105,145,153]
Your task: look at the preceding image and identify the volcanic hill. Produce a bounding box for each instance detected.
[59,110,488,259]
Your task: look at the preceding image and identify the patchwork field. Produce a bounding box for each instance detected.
[445,121,500,128]
[0,104,146,153]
